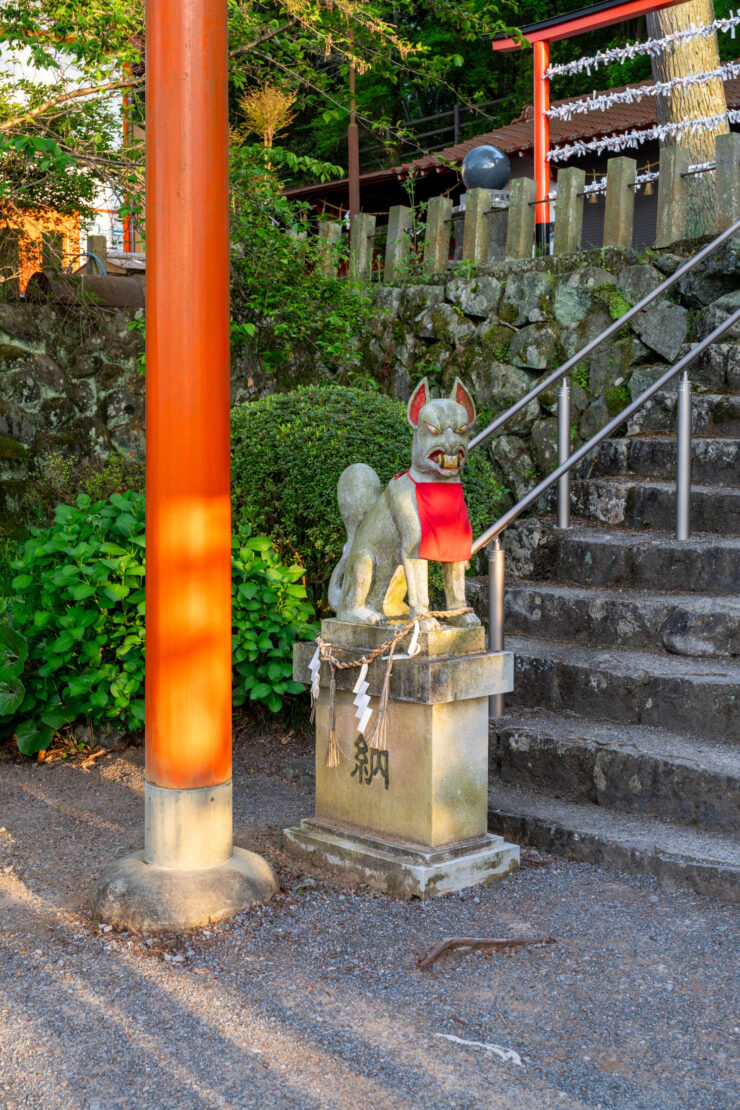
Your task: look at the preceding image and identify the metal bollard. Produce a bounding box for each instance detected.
[676,372,692,540]
[488,538,506,720]
[557,377,571,529]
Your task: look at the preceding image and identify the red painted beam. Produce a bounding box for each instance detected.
[492,0,684,49]
[145,0,232,790]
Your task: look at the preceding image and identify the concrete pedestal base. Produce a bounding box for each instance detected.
[283,819,518,898]
[290,619,519,898]
[91,848,277,932]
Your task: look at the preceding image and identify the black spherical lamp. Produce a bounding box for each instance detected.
[461,145,511,191]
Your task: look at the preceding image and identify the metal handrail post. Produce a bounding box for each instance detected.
[676,372,692,540]
[488,538,506,720]
[471,306,740,555]
[468,217,740,454]
[557,377,571,529]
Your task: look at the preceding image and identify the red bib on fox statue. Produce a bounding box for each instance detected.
[403,377,475,563]
[408,476,472,563]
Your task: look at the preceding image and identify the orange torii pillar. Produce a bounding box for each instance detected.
[93,0,275,930]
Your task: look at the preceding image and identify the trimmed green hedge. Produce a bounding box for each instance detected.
[231,383,507,605]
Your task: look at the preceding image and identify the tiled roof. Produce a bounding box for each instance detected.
[400,75,740,173]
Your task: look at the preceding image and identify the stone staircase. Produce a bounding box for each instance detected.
[481,335,740,902]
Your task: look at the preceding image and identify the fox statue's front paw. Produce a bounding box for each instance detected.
[446,609,481,627]
[410,612,440,632]
[340,606,383,625]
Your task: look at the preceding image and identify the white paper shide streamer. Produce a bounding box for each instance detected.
[406,621,421,658]
[352,662,372,736]
[308,645,321,721]
[546,61,740,121]
[546,14,740,78]
[547,110,740,163]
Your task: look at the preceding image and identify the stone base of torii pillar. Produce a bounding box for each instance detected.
[284,619,519,898]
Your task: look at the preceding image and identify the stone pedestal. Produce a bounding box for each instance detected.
[284,620,519,897]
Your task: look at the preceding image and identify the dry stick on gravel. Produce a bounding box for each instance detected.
[418,935,556,970]
[80,744,128,769]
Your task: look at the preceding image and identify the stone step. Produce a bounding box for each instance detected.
[627,391,740,437]
[487,782,740,902]
[503,582,740,656]
[584,436,740,485]
[629,358,717,396]
[508,635,740,742]
[491,709,739,832]
[543,527,740,596]
[687,341,740,393]
[569,476,740,534]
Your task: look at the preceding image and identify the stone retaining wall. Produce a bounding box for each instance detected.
[1,238,738,524]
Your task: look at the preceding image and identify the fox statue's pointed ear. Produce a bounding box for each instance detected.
[407,377,429,427]
[450,378,476,425]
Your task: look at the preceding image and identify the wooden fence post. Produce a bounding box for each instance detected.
[423,195,452,275]
[716,132,740,232]
[462,188,492,264]
[317,220,342,276]
[552,167,585,256]
[349,213,376,281]
[603,156,636,250]
[87,234,108,274]
[384,205,413,282]
[505,177,536,260]
[655,146,690,248]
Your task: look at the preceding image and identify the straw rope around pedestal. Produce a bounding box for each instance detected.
[308,608,474,767]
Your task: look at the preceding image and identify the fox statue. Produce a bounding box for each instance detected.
[328,377,481,631]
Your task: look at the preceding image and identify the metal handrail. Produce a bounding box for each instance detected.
[468,217,740,453]
[473,306,740,555]
[477,304,740,717]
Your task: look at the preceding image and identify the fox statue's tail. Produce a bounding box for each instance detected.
[328,463,383,613]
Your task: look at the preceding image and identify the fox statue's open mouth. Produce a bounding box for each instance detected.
[428,449,464,472]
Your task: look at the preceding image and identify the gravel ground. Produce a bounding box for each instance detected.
[0,726,738,1110]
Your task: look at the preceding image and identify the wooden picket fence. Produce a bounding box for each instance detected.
[325,132,740,282]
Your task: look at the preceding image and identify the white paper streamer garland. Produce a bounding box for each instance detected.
[546,110,740,162]
[546,61,740,121]
[545,14,740,79]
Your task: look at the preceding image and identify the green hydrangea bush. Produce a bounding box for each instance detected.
[231,383,508,605]
[0,492,316,755]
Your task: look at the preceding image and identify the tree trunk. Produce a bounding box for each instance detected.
[647,0,728,237]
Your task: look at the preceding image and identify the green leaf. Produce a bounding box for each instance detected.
[72,583,96,600]
[129,699,145,722]
[250,682,273,701]
[51,631,75,653]
[104,583,130,601]
[15,720,54,756]
[0,623,28,670]
[40,706,71,729]
[115,513,136,535]
[0,678,25,717]
[11,573,33,591]
[246,537,273,553]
